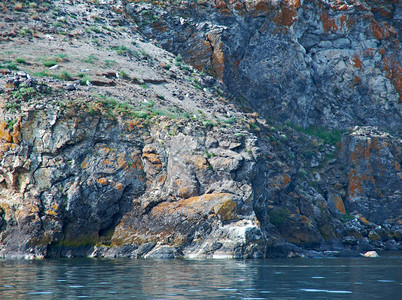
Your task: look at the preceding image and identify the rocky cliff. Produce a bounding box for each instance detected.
[0,0,400,259]
[127,0,401,130]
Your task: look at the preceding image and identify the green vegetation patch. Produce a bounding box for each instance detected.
[82,54,98,64]
[12,87,36,100]
[15,57,27,64]
[287,123,344,145]
[109,45,136,56]
[43,59,58,67]
[0,60,19,70]
[268,208,290,227]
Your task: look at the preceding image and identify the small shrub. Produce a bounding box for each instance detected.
[279,134,287,142]
[56,71,72,81]
[12,87,36,100]
[80,76,91,85]
[110,45,133,56]
[287,123,344,146]
[7,119,17,130]
[118,70,130,79]
[298,168,307,177]
[43,59,58,67]
[55,54,68,62]
[268,208,290,227]
[15,57,27,64]
[223,116,236,124]
[132,110,148,119]
[1,61,19,70]
[19,27,32,37]
[104,59,116,67]
[33,70,51,77]
[5,103,20,112]
[338,212,355,223]
[202,120,214,127]
[250,123,259,130]
[82,55,98,64]
[89,26,101,33]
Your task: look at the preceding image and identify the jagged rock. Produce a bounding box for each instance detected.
[340,127,401,224]
[0,0,400,259]
[129,0,401,130]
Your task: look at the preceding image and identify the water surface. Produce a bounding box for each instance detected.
[1,256,401,299]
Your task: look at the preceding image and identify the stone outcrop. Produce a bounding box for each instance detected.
[341,126,401,224]
[127,0,401,130]
[0,0,400,259]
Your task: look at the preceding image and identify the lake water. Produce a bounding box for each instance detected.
[0,256,401,299]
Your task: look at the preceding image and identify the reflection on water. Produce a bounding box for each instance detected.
[0,256,401,299]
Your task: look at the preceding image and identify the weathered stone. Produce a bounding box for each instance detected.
[0,0,399,260]
[340,127,401,224]
[130,0,401,131]
[363,250,379,257]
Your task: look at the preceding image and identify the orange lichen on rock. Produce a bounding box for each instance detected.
[187,40,213,71]
[214,198,238,221]
[381,54,402,101]
[117,154,128,170]
[193,155,208,170]
[249,0,272,17]
[177,186,196,199]
[0,119,22,159]
[353,76,362,85]
[207,31,225,80]
[97,177,109,185]
[347,169,375,198]
[322,11,338,32]
[126,120,141,131]
[363,48,375,58]
[81,157,89,169]
[130,152,143,170]
[268,173,291,190]
[371,20,389,40]
[360,216,370,225]
[0,121,13,143]
[352,54,363,69]
[142,152,162,165]
[214,0,231,15]
[391,161,400,172]
[333,194,346,214]
[273,4,298,27]
[152,193,239,222]
[152,19,168,33]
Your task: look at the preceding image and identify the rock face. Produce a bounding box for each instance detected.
[0,96,265,258]
[0,0,400,259]
[341,126,401,224]
[127,0,401,130]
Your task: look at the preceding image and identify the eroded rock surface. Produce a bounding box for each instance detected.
[127,0,401,130]
[0,0,400,259]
